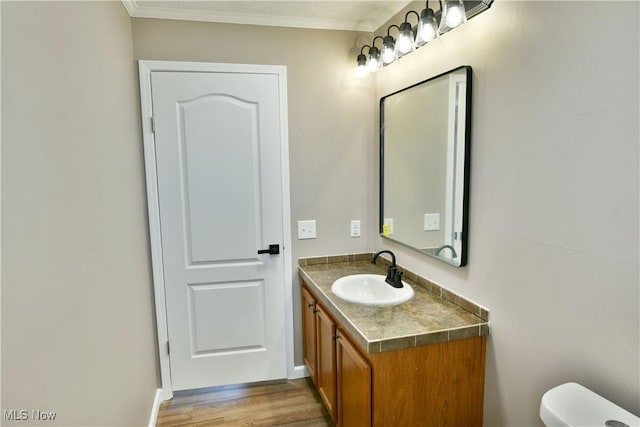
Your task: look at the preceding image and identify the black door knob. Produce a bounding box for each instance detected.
[257,244,280,255]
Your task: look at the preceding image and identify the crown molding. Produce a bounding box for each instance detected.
[121,0,137,17]
[120,0,412,32]
[366,0,414,32]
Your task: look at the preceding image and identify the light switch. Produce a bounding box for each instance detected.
[424,213,440,231]
[298,220,316,239]
[350,220,361,237]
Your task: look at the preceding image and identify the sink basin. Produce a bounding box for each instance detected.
[331,274,414,306]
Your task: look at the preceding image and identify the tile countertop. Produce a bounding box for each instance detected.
[298,253,490,354]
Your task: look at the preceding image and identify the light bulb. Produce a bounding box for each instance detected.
[381,47,395,64]
[397,34,413,54]
[356,54,368,77]
[439,0,467,32]
[416,8,439,46]
[368,57,380,72]
[397,22,415,55]
[423,25,437,41]
[438,0,467,33]
[368,46,381,72]
[356,64,368,77]
[418,21,437,43]
[381,36,396,64]
[368,58,380,72]
[445,4,464,28]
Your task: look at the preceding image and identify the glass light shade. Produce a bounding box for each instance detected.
[381,36,396,64]
[397,22,415,55]
[416,9,439,46]
[356,54,368,77]
[439,0,467,33]
[368,46,381,72]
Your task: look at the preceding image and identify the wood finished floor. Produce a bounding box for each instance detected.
[156,378,334,426]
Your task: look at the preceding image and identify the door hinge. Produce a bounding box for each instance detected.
[166,340,170,354]
[151,117,156,133]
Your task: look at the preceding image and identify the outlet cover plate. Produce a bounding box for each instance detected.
[424,213,440,231]
[383,218,394,236]
[350,220,361,237]
[298,220,316,239]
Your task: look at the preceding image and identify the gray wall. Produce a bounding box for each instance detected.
[131,18,377,369]
[374,1,639,425]
[1,2,159,425]
[2,1,638,426]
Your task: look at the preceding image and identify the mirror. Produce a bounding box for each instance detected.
[380,66,471,267]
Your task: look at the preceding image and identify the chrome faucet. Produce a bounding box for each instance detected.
[435,244,458,258]
[371,250,404,288]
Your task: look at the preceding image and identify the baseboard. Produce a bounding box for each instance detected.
[290,364,310,379]
[148,388,163,427]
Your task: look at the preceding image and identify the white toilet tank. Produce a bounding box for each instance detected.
[540,382,640,427]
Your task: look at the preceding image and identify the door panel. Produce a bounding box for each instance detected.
[187,280,266,355]
[151,71,286,391]
[179,94,261,264]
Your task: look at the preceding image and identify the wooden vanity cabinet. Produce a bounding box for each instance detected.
[301,281,486,427]
[316,304,338,421]
[336,330,371,427]
[301,287,317,385]
[302,286,371,425]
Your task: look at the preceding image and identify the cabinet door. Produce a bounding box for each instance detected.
[337,330,371,427]
[316,304,337,421]
[301,286,317,384]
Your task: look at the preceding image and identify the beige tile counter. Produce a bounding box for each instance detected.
[299,253,489,354]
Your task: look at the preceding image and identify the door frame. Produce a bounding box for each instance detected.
[138,60,294,400]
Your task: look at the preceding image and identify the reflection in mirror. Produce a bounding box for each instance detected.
[380,66,471,267]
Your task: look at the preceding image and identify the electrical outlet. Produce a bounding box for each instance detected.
[383,218,394,236]
[350,220,361,237]
[297,220,316,239]
[424,213,440,231]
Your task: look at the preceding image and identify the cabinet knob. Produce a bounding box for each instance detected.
[308,303,314,308]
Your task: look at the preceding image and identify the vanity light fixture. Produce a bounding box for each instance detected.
[355,0,493,76]
[356,45,370,77]
[368,36,383,72]
[416,1,439,46]
[397,11,420,55]
[439,0,467,33]
[381,26,399,65]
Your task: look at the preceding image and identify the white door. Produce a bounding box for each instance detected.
[150,69,288,391]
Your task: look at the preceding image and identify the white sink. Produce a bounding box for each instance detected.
[331,274,414,306]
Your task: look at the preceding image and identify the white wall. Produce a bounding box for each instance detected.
[374,1,639,425]
[1,2,159,425]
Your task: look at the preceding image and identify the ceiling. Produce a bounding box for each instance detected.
[121,0,414,32]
